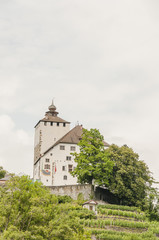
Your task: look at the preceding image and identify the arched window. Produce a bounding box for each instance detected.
[63,175,67,180]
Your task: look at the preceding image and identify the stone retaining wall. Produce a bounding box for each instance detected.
[48,184,94,200]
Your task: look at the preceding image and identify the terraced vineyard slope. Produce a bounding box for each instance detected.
[81,203,159,240]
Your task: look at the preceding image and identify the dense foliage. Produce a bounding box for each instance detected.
[0,176,92,240]
[0,166,6,179]
[106,144,154,207]
[71,128,114,185]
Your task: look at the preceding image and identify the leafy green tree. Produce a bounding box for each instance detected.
[106,144,154,207]
[71,128,114,186]
[0,166,6,179]
[0,176,91,240]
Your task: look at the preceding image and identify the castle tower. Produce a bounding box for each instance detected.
[33,102,81,186]
[34,101,70,164]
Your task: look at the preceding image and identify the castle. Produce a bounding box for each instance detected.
[33,102,109,190]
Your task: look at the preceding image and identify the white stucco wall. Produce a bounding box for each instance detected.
[34,143,80,186]
[34,121,70,154]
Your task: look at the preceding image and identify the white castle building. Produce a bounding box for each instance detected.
[33,102,109,187]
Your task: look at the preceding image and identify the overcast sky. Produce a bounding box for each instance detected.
[0,0,159,181]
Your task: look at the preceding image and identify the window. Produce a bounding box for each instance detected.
[66,156,71,161]
[60,145,65,150]
[70,146,76,151]
[57,122,59,126]
[45,158,50,162]
[63,123,66,127]
[62,166,66,171]
[68,164,73,172]
[44,122,47,126]
[50,122,53,126]
[89,206,93,211]
[50,153,53,156]
[44,164,50,169]
[63,175,67,180]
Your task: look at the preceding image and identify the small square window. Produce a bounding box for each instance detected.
[70,146,76,151]
[50,153,53,156]
[45,158,50,162]
[60,145,65,150]
[66,156,71,161]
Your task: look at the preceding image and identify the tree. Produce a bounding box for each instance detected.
[0,176,91,240]
[71,128,114,186]
[0,166,6,179]
[106,144,154,207]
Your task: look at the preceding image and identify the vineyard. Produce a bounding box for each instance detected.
[82,204,159,240]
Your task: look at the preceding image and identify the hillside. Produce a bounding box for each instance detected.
[1,175,159,240]
[81,203,159,240]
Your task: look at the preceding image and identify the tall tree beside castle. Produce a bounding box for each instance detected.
[71,128,114,185]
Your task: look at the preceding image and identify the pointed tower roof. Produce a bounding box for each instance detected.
[48,100,57,112]
[34,101,70,128]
